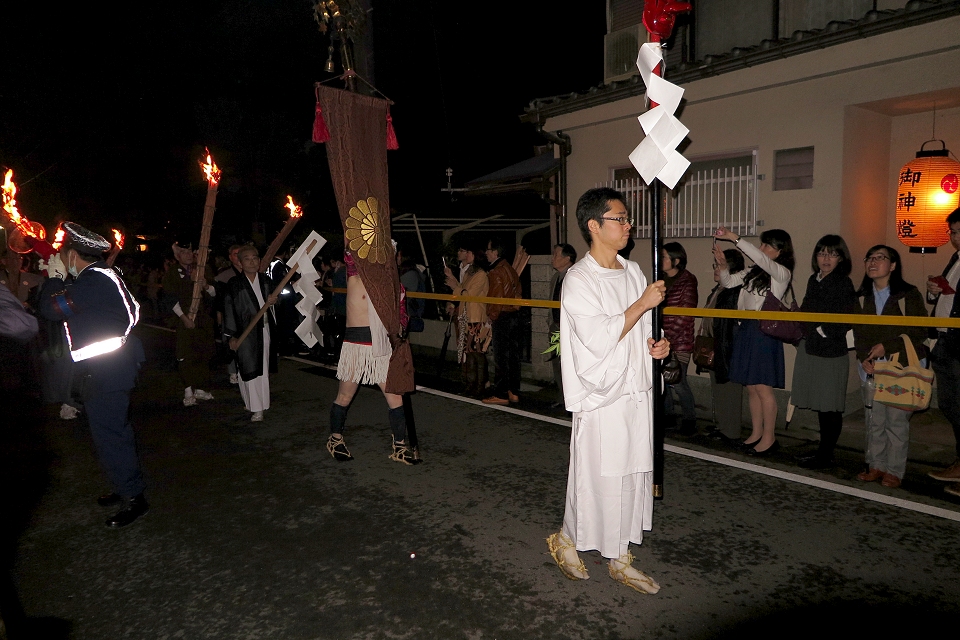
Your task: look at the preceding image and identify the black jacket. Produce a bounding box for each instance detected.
[800,271,857,358]
[711,285,742,384]
[222,273,278,382]
[929,252,960,357]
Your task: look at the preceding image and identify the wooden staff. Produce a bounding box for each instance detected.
[233,239,317,349]
[260,196,303,272]
[188,150,220,321]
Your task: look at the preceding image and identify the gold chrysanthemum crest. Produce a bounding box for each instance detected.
[345,196,388,264]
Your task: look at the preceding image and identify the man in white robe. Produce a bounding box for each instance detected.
[547,187,670,594]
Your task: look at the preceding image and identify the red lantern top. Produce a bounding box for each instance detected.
[643,0,693,41]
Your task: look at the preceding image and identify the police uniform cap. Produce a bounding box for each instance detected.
[62,222,111,258]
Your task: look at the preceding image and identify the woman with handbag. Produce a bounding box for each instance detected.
[661,242,699,435]
[700,249,746,441]
[791,235,858,469]
[713,226,795,455]
[853,245,928,489]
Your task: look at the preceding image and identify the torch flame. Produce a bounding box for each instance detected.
[284,195,303,218]
[112,228,125,250]
[2,169,37,237]
[199,147,221,185]
[51,227,66,251]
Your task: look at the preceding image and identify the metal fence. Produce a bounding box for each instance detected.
[601,161,758,238]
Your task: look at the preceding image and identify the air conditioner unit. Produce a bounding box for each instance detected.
[604,24,644,84]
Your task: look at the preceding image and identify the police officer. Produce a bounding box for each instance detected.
[40,222,148,528]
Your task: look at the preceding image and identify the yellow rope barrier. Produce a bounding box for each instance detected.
[328,289,960,329]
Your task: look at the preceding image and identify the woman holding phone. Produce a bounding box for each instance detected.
[713,226,795,456]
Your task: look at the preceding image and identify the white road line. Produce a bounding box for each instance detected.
[285,355,960,522]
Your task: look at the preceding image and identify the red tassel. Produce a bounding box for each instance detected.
[386,106,399,150]
[312,102,330,143]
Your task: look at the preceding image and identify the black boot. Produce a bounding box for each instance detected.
[800,411,841,469]
[680,419,698,437]
[106,494,149,528]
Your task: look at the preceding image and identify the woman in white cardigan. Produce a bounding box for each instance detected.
[713,226,795,456]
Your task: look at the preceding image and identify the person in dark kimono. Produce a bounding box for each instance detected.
[224,245,278,421]
[163,243,217,406]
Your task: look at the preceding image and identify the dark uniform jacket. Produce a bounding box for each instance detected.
[222,273,278,382]
[39,261,145,395]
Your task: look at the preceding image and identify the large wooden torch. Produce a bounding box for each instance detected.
[260,195,303,272]
[187,148,221,322]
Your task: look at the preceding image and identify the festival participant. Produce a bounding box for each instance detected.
[1,251,43,306]
[325,247,420,465]
[163,243,217,406]
[215,244,243,384]
[546,187,669,594]
[224,246,278,422]
[0,280,38,340]
[38,222,147,528]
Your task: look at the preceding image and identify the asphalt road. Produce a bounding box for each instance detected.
[2,326,959,639]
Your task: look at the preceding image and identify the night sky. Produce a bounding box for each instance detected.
[2,1,605,254]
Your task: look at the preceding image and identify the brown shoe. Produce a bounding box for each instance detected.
[507,391,520,403]
[945,484,960,498]
[881,473,902,488]
[856,468,885,482]
[482,395,509,405]
[928,459,960,482]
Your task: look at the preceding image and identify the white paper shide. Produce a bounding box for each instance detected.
[287,231,327,348]
[629,43,690,189]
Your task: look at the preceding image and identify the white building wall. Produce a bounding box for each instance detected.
[544,16,960,397]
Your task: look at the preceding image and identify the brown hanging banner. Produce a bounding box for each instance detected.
[316,84,413,394]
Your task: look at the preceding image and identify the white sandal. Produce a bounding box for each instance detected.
[546,532,589,580]
[608,552,660,594]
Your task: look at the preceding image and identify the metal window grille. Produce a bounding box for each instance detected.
[600,152,758,238]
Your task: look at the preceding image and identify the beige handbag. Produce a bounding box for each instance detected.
[873,334,934,411]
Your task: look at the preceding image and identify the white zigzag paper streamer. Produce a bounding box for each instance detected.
[286,231,327,348]
[629,42,690,190]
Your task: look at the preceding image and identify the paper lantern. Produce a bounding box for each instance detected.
[895,141,960,253]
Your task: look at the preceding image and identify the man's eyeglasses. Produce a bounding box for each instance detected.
[602,216,630,226]
[864,255,890,264]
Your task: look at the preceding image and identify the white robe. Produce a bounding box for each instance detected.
[239,276,271,413]
[559,253,654,558]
